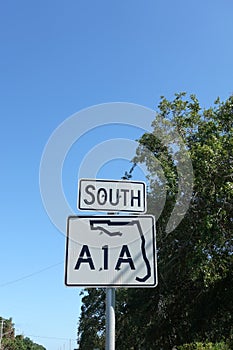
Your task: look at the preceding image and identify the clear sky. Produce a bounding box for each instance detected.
[1,1,233,349]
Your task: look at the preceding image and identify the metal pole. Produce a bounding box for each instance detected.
[0,319,4,350]
[105,287,115,350]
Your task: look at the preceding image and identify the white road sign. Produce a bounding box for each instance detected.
[78,179,146,213]
[65,215,157,287]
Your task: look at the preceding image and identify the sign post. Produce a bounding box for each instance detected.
[65,178,157,350]
[106,288,115,350]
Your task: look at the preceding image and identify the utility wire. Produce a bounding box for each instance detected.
[0,163,137,288]
[26,334,76,341]
[0,261,63,287]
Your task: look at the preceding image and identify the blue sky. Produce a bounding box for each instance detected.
[1,1,233,349]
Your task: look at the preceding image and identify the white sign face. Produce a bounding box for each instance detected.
[65,215,157,287]
[78,179,146,213]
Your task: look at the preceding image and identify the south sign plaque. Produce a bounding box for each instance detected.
[78,178,147,213]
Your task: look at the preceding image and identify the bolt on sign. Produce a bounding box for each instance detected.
[65,215,157,288]
[78,179,147,213]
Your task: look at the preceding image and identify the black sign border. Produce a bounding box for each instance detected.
[65,215,157,288]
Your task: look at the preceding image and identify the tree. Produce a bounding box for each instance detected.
[132,93,232,347]
[77,93,233,349]
[77,289,106,349]
[0,317,46,350]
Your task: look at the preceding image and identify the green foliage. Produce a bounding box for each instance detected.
[177,342,231,350]
[77,288,106,349]
[0,317,46,350]
[77,93,233,350]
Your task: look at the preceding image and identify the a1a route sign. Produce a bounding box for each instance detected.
[65,215,157,287]
[78,178,146,213]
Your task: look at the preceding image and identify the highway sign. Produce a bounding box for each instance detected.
[65,215,157,287]
[78,178,146,213]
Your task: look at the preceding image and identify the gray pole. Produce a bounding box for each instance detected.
[0,319,4,350]
[105,287,115,350]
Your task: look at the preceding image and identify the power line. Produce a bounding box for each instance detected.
[26,334,76,341]
[0,261,63,287]
[0,321,76,343]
